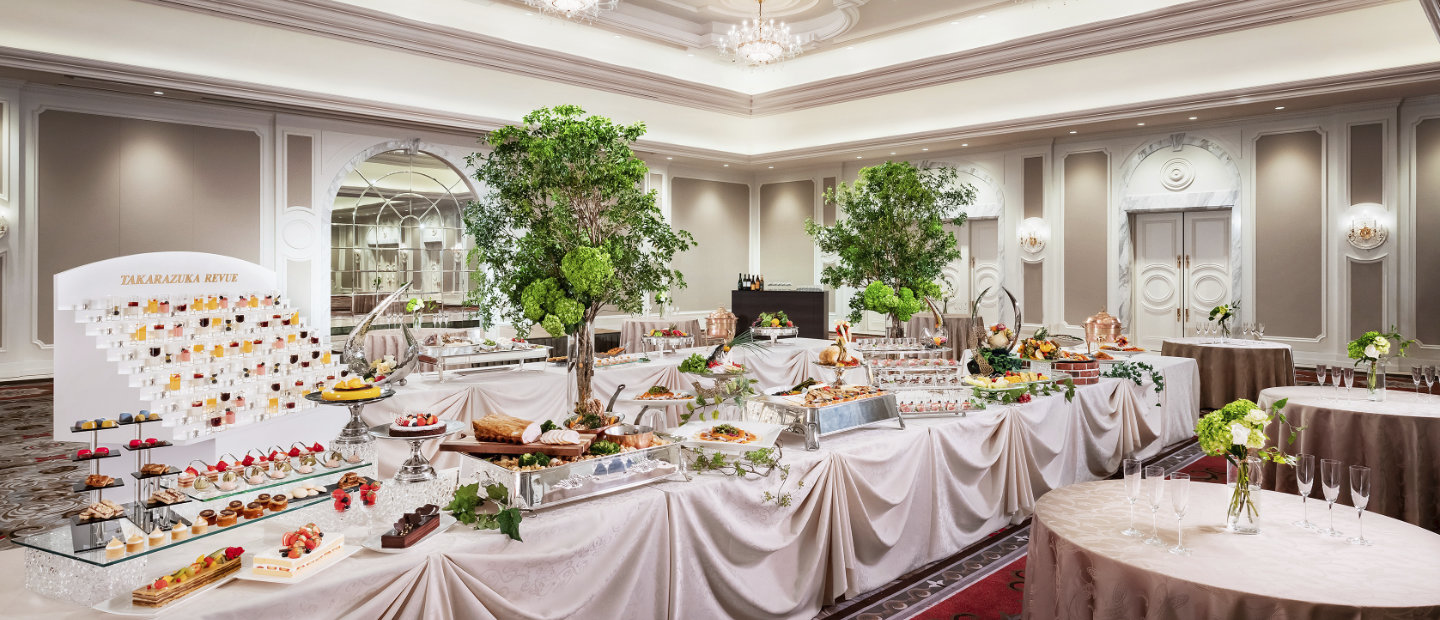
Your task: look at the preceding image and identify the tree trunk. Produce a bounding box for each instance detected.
[887,313,906,339]
[572,320,596,409]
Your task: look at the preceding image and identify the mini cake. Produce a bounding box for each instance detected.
[126,533,145,553]
[177,470,196,488]
[380,505,441,549]
[251,524,343,579]
[243,502,264,519]
[191,521,208,536]
[147,527,166,548]
[390,413,444,437]
[217,510,238,527]
[319,377,381,401]
[132,547,243,608]
[170,523,188,542]
[256,494,271,505]
[199,509,217,525]
[105,537,125,559]
[269,495,288,511]
[227,500,244,513]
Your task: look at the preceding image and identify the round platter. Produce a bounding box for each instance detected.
[304,387,396,406]
[367,420,466,441]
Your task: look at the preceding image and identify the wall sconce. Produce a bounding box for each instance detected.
[1017,217,1049,254]
[1343,203,1390,250]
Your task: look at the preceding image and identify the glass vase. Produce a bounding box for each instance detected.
[1366,359,1386,402]
[1226,455,1263,534]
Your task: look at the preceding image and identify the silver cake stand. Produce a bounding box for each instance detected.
[306,388,396,448]
[367,420,465,483]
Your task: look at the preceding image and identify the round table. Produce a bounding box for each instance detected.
[1259,385,1440,532]
[904,313,982,360]
[1024,480,1440,619]
[1160,338,1294,409]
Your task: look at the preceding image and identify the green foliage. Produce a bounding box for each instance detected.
[805,161,975,323]
[859,281,932,322]
[1207,302,1238,330]
[445,482,523,541]
[540,419,559,433]
[1102,361,1165,406]
[588,440,621,456]
[974,377,1075,404]
[464,104,694,338]
[685,446,798,506]
[978,350,1024,374]
[678,353,709,374]
[1348,325,1414,362]
[1195,398,1299,466]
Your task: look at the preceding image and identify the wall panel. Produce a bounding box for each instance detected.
[1415,119,1440,344]
[759,180,814,287]
[1023,156,1044,220]
[1255,131,1323,339]
[1024,262,1044,321]
[286,134,312,208]
[1063,152,1108,325]
[671,178,749,312]
[1349,259,1384,340]
[1349,123,1384,206]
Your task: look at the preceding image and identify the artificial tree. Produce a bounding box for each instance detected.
[805,161,975,337]
[463,105,693,412]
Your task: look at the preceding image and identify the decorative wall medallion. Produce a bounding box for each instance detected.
[1346,215,1388,250]
[1159,158,1195,192]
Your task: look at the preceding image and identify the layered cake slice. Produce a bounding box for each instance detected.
[251,523,344,579]
[390,413,444,437]
[380,504,441,548]
[131,547,244,607]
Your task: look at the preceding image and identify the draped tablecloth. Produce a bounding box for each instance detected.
[904,314,983,359]
[1160,337,1294,409]
[5,352,1201,620]
[619,318,702,353]
[1258,385,1440,532]
[1024,480,1440,620]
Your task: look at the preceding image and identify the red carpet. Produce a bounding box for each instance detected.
[914,557,1026,620]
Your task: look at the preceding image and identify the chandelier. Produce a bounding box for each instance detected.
[521,0,617,20]
[720,0,805,66]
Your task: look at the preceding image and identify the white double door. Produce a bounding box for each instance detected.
[1133,211,1232,350]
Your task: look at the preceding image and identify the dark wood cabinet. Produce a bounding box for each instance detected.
[731,290,828,339]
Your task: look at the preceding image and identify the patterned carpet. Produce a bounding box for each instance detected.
[0,381,88,551]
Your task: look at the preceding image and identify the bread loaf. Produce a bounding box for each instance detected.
[471,413,541,444]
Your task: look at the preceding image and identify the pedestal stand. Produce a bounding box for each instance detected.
[306,389,394,465]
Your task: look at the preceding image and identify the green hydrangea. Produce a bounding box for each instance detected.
[520,278,562,323]
[860,281,928,322]
[1195,398,1296,465]
[561,246,614,298]
[551,296,584,328]
[541,314,566,338]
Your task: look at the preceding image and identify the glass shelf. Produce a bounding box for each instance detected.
[177,460,369,504]
[130,467,181,481]
[71,447,123,462]
[73,479,125,493]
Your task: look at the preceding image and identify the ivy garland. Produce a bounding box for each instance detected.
[1103,361,1166,406]
[974,377,1076,404]
[684,446,801,507]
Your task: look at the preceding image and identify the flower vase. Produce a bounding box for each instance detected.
[1366,359,1386,402]
[1220,323,1232,340]
[1226,455,1263,534]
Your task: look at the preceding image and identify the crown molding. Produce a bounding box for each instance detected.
[1421,0,1440,42]
[137,0,1396,117]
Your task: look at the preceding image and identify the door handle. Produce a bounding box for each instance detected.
[1185,308,1190,322]
[1176,255,1182,269]
[1175,308,1181,322]
[1185,255,1191,269]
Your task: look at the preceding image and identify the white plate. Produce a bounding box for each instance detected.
[1096,347,1144,357]
[233,543,361,584]
[93,574,238,616]
[670,420,785,451]
[629,390,694,402]
[361,514,457,553]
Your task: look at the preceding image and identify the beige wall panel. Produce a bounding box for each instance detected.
[1415,120,1440,344]
[1024,261,1044,321]
[1349,259,1384,340]
[119,118,193,256]
[286,134,312,209]
[1023,156,1044,220]
[193,126,262,262]
[671,178,749,312]
[1063,152,1108,325]
[1349,124,1383,205]
[37,111,123,344]
[759,180,814,287]
[1255,131,1324,338]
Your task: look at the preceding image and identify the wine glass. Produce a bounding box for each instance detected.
[1342,367,1355,395]
[1425,366,1437,395]
[1330,366,1344,394]
[1320,458,1344,537]
[1122,458,1144,537]
[1255,322,1266,340]
[1412,366,1425,394]
[1314,365,1328,389]
[1144,465,1166,546]
[1169,473,1191,555]
[1347,465,1373,546]
[1292,454,1316,529]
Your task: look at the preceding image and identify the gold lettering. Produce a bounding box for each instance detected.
[117,272,243,286]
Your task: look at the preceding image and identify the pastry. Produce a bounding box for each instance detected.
[128,440,142,449]
[256,494,271,505]
[76,448,93,459]
[269,495,288,511]
[94,447,110,456]
[319,377,381,401]
[131,547,244,608]
[390,413,444,437]
[323,450,343,468]
[217,510,238,527]
[200,509,217,525]
[243,502,264,519]
[217,471,240,491]
[251,524,343,579]
[126,533,145,553]
[191,521,208,536]
[244,465,265,486]
[336,472,364,490]
[147,488,186,506]
[84,474,114,488]
[194,475,214,492]
[295,454,316,474]
[79,420,96,430]
[268,461,292,479]
[119,412,134,424]
[170,523,188,542]
[381,505,441,548]
[148,527,166,548]
[105,537,125,559]
[140,463,169,475]
[227,500,244,512]
[177,470,197,488]
[101,419,118,428]
[77,499,125,522]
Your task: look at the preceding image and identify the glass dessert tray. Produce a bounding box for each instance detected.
[177,460,370,504]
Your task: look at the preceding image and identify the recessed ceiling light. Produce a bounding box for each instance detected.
[950,21,960,25]
[845,46,855,50]
[1274,106,1285,110]
[1188,116,1198,120]
[723,164,730,167]
[768,166,774,169]
[666,157,673,160]
[153,90,164,95]
[855,156,862,159]
[961,143,969,147]
[1068,130,1077,134]
[890,152,896,155]
[613,35,622,39]
[1137,122,1146,126]
[922,148,929,151]
[977,14,987,19]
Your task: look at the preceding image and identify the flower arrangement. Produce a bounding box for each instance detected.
[985,323,1015,350]
[1348,326,1415,401]
[1196,398,1298,533]
[366,355,397,381]
[1207,302,1238,336]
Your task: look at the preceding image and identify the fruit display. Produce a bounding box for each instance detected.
[131,547,244,607]
[647,326,689,337]
[752,311,794,329]
[390,412,445,437]
[318,376,381,401]
[964,371,1051,389]
[1018,337,1060,361]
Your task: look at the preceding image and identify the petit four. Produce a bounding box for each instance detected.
[243,502,264,519]
[381,505,441,548]
[148,527,166,548]
[84,474,115,488]
[140,463,170,475]
[227,500,244,512]
[319,377,381,401]
[131,547,244,608]
[251,524,343,579]
[269,495,288,511]
[94,447,111,456]
[268,461,292,479]
[256,494,271,505]
[77,499,126,523]
[76,448,92,459]
[177,470,197,488]
[79,420,96,430]
[217,510,238,527]
[199,510,217,525]
[336,472,364,490]
[147,488,186,506]
[125,533,145,553]
[101,419,118,428]
[191,521,208,536]
[244,465,266,486]
[119,412,134,425]
[105,537,125,559]
[295,454,316,474]
[390,413,444,437]
[170,523,189,542]
[217,471,240,491]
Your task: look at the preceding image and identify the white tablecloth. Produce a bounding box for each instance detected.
[5,349,1201,620]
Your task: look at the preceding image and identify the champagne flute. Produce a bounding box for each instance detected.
[1343,367,1356,395]
[1426,366,1437,395]
[1331,366,1344,394]
[1144,465,1166,546]
[1412,366,1425,393]
[1292,454,1316,529]
[1347,465,1373,546]
[1122,458,1144,537]
[1314,365,1329,390]
[1321,458,1344,537]
[1169,473,1191,555]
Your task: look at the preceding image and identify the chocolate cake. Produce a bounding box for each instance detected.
[380,504,440,548]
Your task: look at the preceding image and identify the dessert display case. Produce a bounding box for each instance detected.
[858,339,977,419]
[458,441,688,511]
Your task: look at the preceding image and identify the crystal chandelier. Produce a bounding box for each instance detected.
[720,0,805,66]
[521,0,617,20]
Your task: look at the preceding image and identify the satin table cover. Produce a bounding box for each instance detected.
[1024,480,1440,619]
[1258,385,1440,532]
[1160,337,1295,409]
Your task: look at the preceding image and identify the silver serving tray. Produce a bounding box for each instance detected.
[460,441,687,511]
[768,393,904,450]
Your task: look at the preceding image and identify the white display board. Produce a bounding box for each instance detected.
[53,252,346,473]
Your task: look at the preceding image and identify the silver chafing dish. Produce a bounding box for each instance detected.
[766,393,904,451]
[457,439,687,511]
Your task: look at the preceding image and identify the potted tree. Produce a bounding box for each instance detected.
[806,161,975,337]
[463,105,694,418]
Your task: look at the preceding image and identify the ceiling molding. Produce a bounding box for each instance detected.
[135,0,1397,117]
[5,45,1439,167]
[1421,0,1440,42]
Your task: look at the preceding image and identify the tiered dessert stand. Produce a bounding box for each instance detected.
[855,339,980,418]
[306,388,396,466]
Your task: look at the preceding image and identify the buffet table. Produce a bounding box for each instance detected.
[1160,338,1294,409]
[1258,385,1440,532]
[1024,480,1440,619]
[618,317,702,353]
